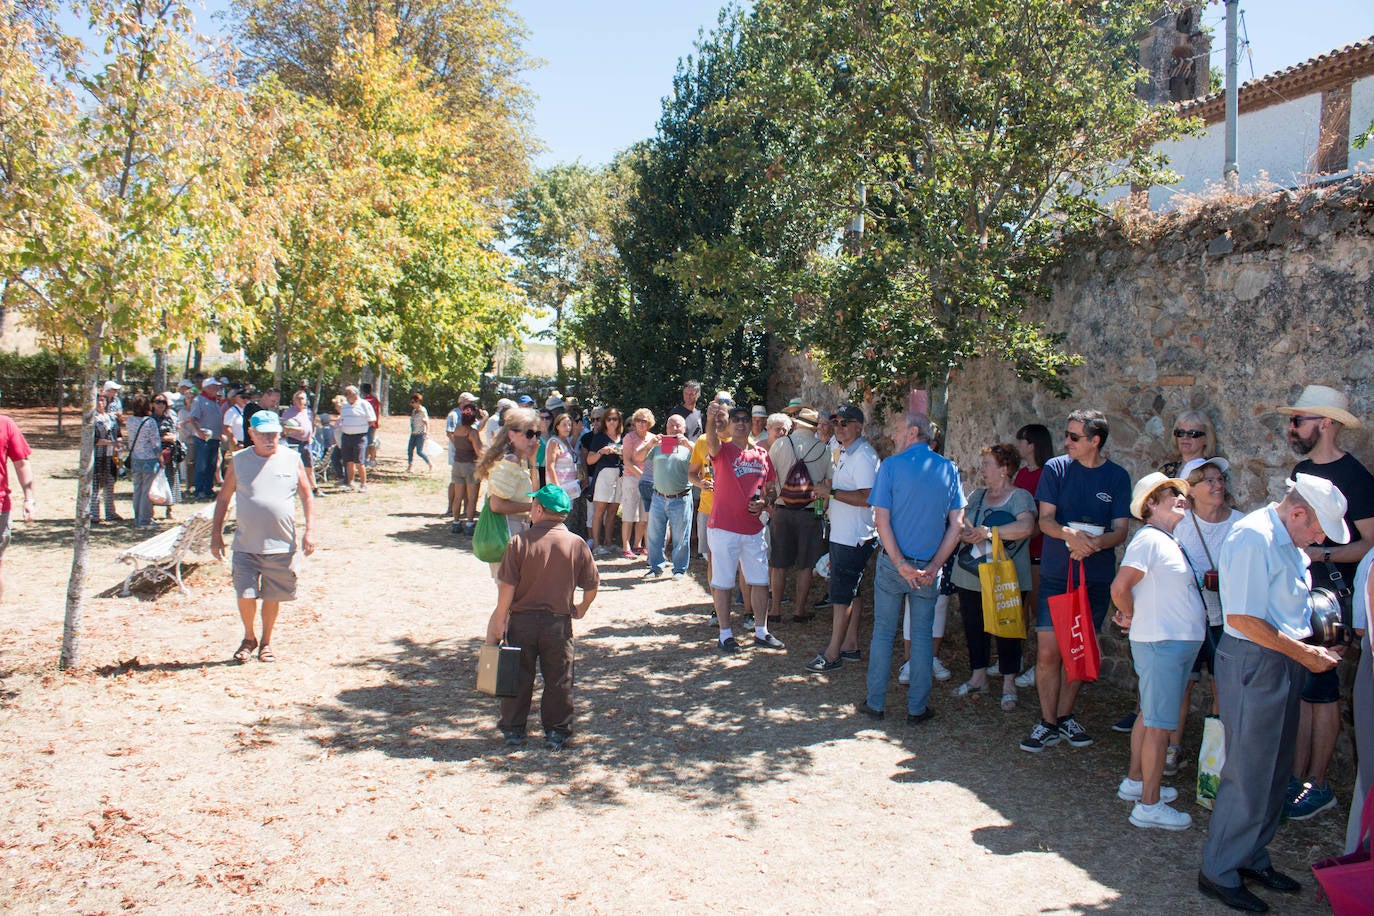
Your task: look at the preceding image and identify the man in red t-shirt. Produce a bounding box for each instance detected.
[361,382,383,467]
[0,411,36,604]
[705,400,781,652]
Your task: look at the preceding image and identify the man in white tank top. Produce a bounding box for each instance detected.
[211,410,317,664]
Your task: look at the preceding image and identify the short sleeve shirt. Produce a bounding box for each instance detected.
[1293,453,1374,590]
[828,436,880,547]
[1220,505,1312,641]
[690,436,714,515]
[487,454,533,504]
[1120,525,1207,642]
[497,519,599,616]
[1035,455,1132,583]
[708,441,775,535]
[0,414,33,512]
[868,442,965,561]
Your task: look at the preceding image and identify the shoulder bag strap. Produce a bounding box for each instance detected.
[1189,512,1216,570]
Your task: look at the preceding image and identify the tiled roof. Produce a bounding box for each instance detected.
[1179,36,1374,123]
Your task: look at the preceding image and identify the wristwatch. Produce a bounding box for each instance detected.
[1322,549,1332,564]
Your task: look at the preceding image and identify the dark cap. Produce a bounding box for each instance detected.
[835,405,865,423]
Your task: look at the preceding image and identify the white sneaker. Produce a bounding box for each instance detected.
[1129,800,1192,831]
[1014,668,1035,688]
[1117,777,1179,803]
[898,660,911,685]
[931,657,951,681]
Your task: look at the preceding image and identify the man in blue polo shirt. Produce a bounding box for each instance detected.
[863,412,965,723]
[1198,474,1345,913]
[1023,408,1131,753]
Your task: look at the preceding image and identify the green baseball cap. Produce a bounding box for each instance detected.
[528,484,571,514]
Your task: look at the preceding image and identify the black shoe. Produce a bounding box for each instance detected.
[500,729,525,747]
[545,732,568,750]
[1237,867,1300,893]
[857,702,884,721]
[812,597,829,609]
[753,632,785,650]
[839,649,861,661]
[1197,872,1268,913]
[1112,711,1138,733]
[804,652,842,672]
[907,708,936,725]
[719,636,741,654]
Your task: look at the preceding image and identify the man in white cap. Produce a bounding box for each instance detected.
[1277,384,1374,822]
[211,410,317,664]
[187,377,224,499]
[101,380,124,415]
[1199,474,1346,913]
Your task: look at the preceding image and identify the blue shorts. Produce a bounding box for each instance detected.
[1302,668,1340,704]
[1035,575,1112,632]
[827,539,877,606]
[1132,639,1202,731]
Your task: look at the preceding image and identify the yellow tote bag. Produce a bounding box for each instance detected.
[979,528,1023,638]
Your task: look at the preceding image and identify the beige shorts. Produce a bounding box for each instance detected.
[593,467,621,503]
[232,552,298,602]
[451,460,477,485]
[617,474,645,521]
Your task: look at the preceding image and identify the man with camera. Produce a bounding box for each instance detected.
[1199,474,1347,913]
[1277,385,1374,821]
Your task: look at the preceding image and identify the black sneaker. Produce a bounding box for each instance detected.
[839,649,862,661]
[545,732,568,750]
[1020,721,1062,753]
[501,729,525,747]
[1058,715,1094,747]
[719,636,741,653]
[804,652,842,672]
[907,708,936,725]
[1111,711,1138,733]
[754,632,785,650]
[857,702,884,721]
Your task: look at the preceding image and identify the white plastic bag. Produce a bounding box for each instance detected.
[149,470,173,507]
[1197,715,1225,810]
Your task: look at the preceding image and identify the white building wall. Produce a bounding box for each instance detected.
[1351,74,1374,172]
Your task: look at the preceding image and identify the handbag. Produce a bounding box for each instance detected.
[1312,783,1374,913]
[1196,715,1225,810]
[979,528,1024,638]
[1047,560,1101,682]
[472,497,511,563]
[957,491,1020,575]
[148,469,173,506]
[475,641,522,697]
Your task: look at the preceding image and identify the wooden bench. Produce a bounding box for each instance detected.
[115,503,220,597]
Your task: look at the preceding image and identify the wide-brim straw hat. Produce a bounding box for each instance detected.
[1276,384,1361,428]
[1130,471,1190,521]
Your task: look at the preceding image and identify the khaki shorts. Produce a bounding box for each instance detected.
[617,473,645,521]
[593,467,621,503]
[451,460,477,485]
[232,552,298,602]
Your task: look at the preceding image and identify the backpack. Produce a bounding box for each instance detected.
[778,437,824,508]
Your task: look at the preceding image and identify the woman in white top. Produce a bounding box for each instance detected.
[1172,456,1242,773]
[406,393,432,474]
[1110,473,1205,832]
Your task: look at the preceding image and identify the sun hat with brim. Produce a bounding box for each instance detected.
[458,391,477,406]
[102,381,122,392]
[528,484,572,514]
[176,378,194,389]
[1288,474,1350,544]
[545,392,565,410]
[1130,472,1190,521]
[249,411,282,434]
[783,397,804,416]
[1179,456,1230,481]
[1276,384,1361,429]
[792,407,820,429]
[751,405,767,418]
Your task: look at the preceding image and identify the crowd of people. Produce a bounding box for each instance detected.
[471,379,1371,913]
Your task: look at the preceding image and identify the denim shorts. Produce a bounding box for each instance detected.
[827,539,877,606]
[1132,639,1201,730]
[1035,575,1111,632]
[1302,668,1341,704]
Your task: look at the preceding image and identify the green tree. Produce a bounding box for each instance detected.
[2,0,257,668]
[674,0,1194,427]
[229,0,536,201]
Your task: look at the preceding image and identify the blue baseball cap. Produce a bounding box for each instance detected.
[250,411,282,433]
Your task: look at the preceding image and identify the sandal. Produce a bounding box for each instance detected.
[258,645,276,663]
[232,638,258,663]
[1001,693,1018,711]
[952,681,985,698]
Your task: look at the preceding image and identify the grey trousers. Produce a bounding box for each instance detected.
[1201,634,1305,888]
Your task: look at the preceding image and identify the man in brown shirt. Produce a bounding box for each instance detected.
[485,484,599,749]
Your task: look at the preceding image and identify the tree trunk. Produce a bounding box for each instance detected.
[927,370,951,444]
[377,364,388,417]
[190,340,202,374]
[554,302,565,391]
[60,332,104,669]
[273,295,286,390]
[153,347,168,393]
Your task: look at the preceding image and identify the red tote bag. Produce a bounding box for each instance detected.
[1313,783,1374,914]
[1047,560,1101,683]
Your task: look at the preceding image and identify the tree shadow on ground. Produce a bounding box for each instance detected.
[385,521,459,551]
[96,656,240,676]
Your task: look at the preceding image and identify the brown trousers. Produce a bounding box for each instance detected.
[498,610,575,737]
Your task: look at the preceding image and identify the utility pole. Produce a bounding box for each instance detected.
[1224,0,1239,189]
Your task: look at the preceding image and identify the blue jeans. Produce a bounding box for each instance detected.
[868,553,940,715]
[406,433,431,467]
[193,437,219,498]
[647,492,691,574]
[638,478,654,513]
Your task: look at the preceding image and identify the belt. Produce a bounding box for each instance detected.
[656,489,691,499]
[780,503,816,510]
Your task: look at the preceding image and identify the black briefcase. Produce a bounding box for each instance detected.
[476,643,522,697]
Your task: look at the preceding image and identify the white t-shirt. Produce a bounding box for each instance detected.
[224,404,244,443]
[827,437,880,547]
[446,408,462,464]
[1175,508,1242,627]
[1121,524,1207,643]
[336,399,375,434]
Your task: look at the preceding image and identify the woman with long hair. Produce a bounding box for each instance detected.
[91,391,122,523]
[151,393,183,520]
[544,411,585,536]
[476,406,541,549]
[126,393,163,528]
[1010,422,1054,687]
[584,408,624,556]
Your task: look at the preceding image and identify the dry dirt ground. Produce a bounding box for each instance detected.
[0,410,1355,914]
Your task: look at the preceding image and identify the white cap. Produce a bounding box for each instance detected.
[1288,474,1350,544]
[175,378,194,389]
[1178,456,1230,480]
[102,381,122,392]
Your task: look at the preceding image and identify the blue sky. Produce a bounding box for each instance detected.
[158,1,1371,169]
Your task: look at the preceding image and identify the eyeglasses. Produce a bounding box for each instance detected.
[1198,474,1226,486]
[1173,429,1206,439]
[1064,431,1084,442]
[1288,415,1323,426]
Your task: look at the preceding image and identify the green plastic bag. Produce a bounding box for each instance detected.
[473,497,510,563]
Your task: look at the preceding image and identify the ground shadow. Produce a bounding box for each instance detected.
[385,522,459,551]
[96,656,240,676]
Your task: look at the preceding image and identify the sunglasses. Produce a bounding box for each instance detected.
[513,428,538,439]
[153,399,167,405]
[1064,431,1085,442]
[1288,415,1323,426]
[1173,429,1206,439]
